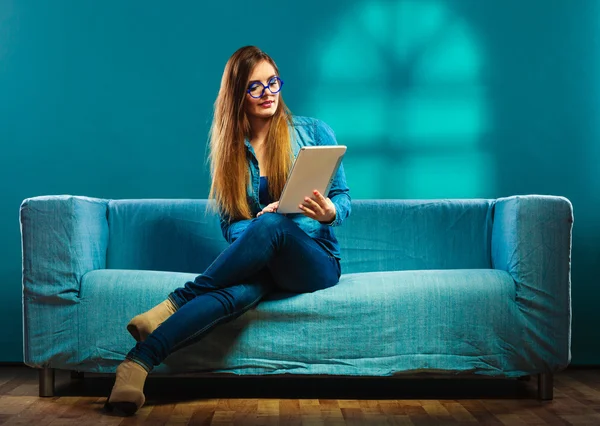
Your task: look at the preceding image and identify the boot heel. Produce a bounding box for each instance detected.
[105,360,148,416]
[126,319,145,342]
[126,299,177,342]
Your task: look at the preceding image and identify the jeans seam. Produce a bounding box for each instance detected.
[168,294,182,310]
[170,292,265,352]
[125,355,152,373]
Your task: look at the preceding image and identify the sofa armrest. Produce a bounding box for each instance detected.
[20,195,109,302]
[491,195,573,369]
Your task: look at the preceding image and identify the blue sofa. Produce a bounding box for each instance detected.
[20,194,573,400]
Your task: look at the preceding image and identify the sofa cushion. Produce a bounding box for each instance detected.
[77,268,529,377]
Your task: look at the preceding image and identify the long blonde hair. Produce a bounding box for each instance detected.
[208,46,293,221]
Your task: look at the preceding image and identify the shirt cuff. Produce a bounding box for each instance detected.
[320,212,338,226]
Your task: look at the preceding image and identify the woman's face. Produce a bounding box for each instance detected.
[245,60,280,120]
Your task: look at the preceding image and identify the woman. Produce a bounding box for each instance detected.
[104,45,351,416]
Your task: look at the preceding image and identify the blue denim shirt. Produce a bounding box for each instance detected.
[218,116,352,260]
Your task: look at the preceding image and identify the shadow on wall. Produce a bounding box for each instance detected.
[304,0,492,200]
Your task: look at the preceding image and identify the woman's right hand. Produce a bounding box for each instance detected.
[256,201,280,218]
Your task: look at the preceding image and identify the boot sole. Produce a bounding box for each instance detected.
[104,400,139,417]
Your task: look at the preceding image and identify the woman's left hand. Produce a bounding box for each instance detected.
[299,190,336,224]
[256,201,280,217]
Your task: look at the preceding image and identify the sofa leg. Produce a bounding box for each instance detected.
[39,367,55,397]
[538,372,553,400]
[70,371,84,381]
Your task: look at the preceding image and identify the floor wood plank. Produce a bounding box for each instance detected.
[1,366,600,425]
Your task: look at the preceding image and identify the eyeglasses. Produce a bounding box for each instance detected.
[247,76,284,98]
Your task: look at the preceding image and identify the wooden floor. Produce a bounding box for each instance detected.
[1,365,600,425]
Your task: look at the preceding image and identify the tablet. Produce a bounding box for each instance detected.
[277,145,347,214]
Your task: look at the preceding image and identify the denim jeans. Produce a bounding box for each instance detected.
[126,213,341,372]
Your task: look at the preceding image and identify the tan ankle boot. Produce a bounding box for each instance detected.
[127,299,177,342]
[104,360,148,416]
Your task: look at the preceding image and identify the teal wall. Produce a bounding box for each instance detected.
[1,1,598,364]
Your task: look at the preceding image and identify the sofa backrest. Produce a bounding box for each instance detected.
[336,199,494,274]
[106,199,228,274]
[106,199,494,275]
